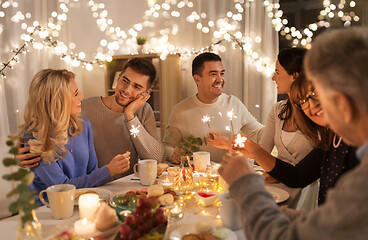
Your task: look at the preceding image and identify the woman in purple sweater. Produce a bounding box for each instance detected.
[20,69,130,194]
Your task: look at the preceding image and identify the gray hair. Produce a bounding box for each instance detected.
[305,27,368,113]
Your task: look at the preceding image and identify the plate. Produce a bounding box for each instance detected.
[169,225,236,240]
[75,188,113,205]
[265,186,289,203]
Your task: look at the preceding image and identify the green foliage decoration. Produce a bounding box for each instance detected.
[2,136,39,227]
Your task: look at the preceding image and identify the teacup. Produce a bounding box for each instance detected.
[39,184,75,219]
[133,159,157,186]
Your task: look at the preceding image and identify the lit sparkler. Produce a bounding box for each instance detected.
[227,108,237,133]
[130,125,140,138]
[233,134,247,149]
[128,125,140,153]
[201,115,211,129]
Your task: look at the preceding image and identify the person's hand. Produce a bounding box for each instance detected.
[107,151,131,176]
[262,172,279,183]
[124,91,151,121]
[171,148,185,165]
[231,135,261,159]
[16,140,41,168]
[218,151,255,186]
[207,132,230,150]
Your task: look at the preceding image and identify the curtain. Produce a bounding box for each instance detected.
[243,0,278,123]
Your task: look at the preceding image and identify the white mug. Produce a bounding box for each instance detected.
[219,192,242,230]
[39,184,76,219]
[193,151,210,172]
[133,159,157,186]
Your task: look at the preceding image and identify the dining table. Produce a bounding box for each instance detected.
[0,170,301,240]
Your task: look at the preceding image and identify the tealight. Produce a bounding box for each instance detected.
[74,217,96,237]
[120,210,132,217]
[169,205,183,220]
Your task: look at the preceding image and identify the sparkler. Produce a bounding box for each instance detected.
[202,114,214,140]
[201,115,211,129]
[233,134,247,149]
[128,125,140,153]
[227,108,237,134]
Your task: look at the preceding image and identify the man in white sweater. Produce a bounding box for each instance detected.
[17,58,164,179]
[219,27,368,240]
[163,52,263,164]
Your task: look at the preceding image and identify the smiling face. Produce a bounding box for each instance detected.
[69,78,84,115]
[113,67,150,108]
[301,84,328,127]
[194,61,225,104]
[272,60,295,94]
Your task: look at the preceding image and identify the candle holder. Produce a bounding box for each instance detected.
[168,205,183,221]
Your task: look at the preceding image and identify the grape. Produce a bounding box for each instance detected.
[132,215,143,225]
[134,206,144,216]
[143,208,153,219]
[155,213,167,224]
[155,208,164,215]
[137,223,150,234]
[125,216,133,226]
[120,224,130,236]
[128,230,140,240]
[138,198,148,208]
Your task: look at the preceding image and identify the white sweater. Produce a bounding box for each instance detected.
[162,94,264,163]
[260,100,313,165]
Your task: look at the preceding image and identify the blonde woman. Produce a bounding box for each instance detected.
[20,69,130,194]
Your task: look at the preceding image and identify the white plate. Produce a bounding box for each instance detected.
[170,225,236,240]
[265,186,289,203]
[75,188,113,205]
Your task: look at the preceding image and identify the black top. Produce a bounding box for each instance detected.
[269,141,360,205]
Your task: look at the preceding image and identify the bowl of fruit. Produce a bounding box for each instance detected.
[116,197,168,240]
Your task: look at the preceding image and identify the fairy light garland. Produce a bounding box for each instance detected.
[3,0,358,77]
[265,0,359,47]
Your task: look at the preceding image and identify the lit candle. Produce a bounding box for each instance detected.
[74,218,96,237]
[169,205,183,220]
[120,210,132,217]
[78,193,100,221]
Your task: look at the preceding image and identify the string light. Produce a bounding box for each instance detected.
[265,0,359,47]
[5,0,355,77]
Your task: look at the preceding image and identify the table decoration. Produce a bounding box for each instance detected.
[2,137,41,240]
[74,217,96,237]
[168,204,184,221]
[78,193,100,221]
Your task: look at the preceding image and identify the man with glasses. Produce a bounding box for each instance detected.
[219,27,368,240]
[17,58,164,179]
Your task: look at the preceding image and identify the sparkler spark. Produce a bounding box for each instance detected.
[234,134,247,148]
[201,115,211,129]
[227,108,237,133]
[225,126,231,131]
[130,125,140,138]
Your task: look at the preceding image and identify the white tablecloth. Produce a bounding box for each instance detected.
[0,174,301,240]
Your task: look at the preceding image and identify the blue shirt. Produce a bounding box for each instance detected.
[356,141,368,162]
[25,118,113,194]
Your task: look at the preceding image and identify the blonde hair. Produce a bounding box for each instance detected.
[20,69,84,164]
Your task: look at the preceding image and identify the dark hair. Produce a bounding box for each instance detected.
[277,48,307,121]
[289,72,333,150]
[122,58,156,88]
[192,52,222,76]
